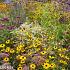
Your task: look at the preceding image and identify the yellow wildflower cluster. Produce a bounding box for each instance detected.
[0,3,10,12]
[0,23,69,70]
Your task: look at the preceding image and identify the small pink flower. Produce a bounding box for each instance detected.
[7,26,16,30]
[23,65,29,70]
[0,24,5,30]
[3,17,9,21]
[0,53,9,57]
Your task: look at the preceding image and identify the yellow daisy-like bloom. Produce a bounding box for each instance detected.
[21,49,25,53]
[30,63,36,69]
[20,56,26,60]
[51,35,54,39]
[10,49,15,54]
[53,46,58,50]
[42,62,50,69]
[59,60,63,63]
[20,59,25,64]
[3,57,9,62]
[17,67,23,70]
[59,60,67,65]
[49,56,55,59]
[35,43,39,47]
[40,51,46,55]
[19,44,24,48]
[63,61,67,65]
[0,44,5,48]
[62,48,67,51]
[20,29,25,32]
[5,47,10,52]
[28,52,32,56]
[36,48,40,52]
[16,44,24,51]
[5,40,10,44]
[1,48,5,52]
[29,45,33,48]
[25,32,29,36]
[50,63,56,68]
[33,44,37,48]
[65,56,69,60]
[16,47,22,52]
[59,54,65,58]
[58,48,62,51]
[28,34,32,38]
[43,48,47,51]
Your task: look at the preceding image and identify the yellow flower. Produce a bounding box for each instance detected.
[19,44,24,48]
[3,57,9,62]
[28,34,32,38]
[59,60,67,65]
[49,56,55,59]
[53,46,58,50]
[21,49,25,53]
[62,48,67,51]
[43,48,47,51]
[20,59,25,64]
[40,51,46,55]
[28,52,33,56]
[50,63,56,68]
[29,45,33,48]
[63,61,67,65]
[10,49,15,53]
[59,54,65,58]
[20,56,26,60]
[20,29,25,32]
[16,47,22,51]
[35,43,41,47]
[35,48,40,52]
[5,47,10,52]
[17,44,24,51]
[17,67,23,70]
[50,36,54,39]
[1,48,5,52]
[59,60,63,63]
[0,44,5,48]
[25,32,29,35]
[5,40,10,44]
[30,63,36,69]
[65,56,69,60]
[58,48,62,51]
[42,62,50,69]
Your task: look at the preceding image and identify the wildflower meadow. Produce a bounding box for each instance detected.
[0,0,70,70]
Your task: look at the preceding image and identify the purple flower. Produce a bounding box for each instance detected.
[0,24,5,30]
[16,16,21,18]
[2,17,9,21]
[23,65,29,70]
[7,26,16,30]
[0,19,4,21]
[66,0,70,5]
[0,53,9,57]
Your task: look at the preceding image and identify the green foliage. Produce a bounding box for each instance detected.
[25,1,44,22]
[0,0,5,2]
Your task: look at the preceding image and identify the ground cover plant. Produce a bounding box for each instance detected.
[0,0,70,70]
